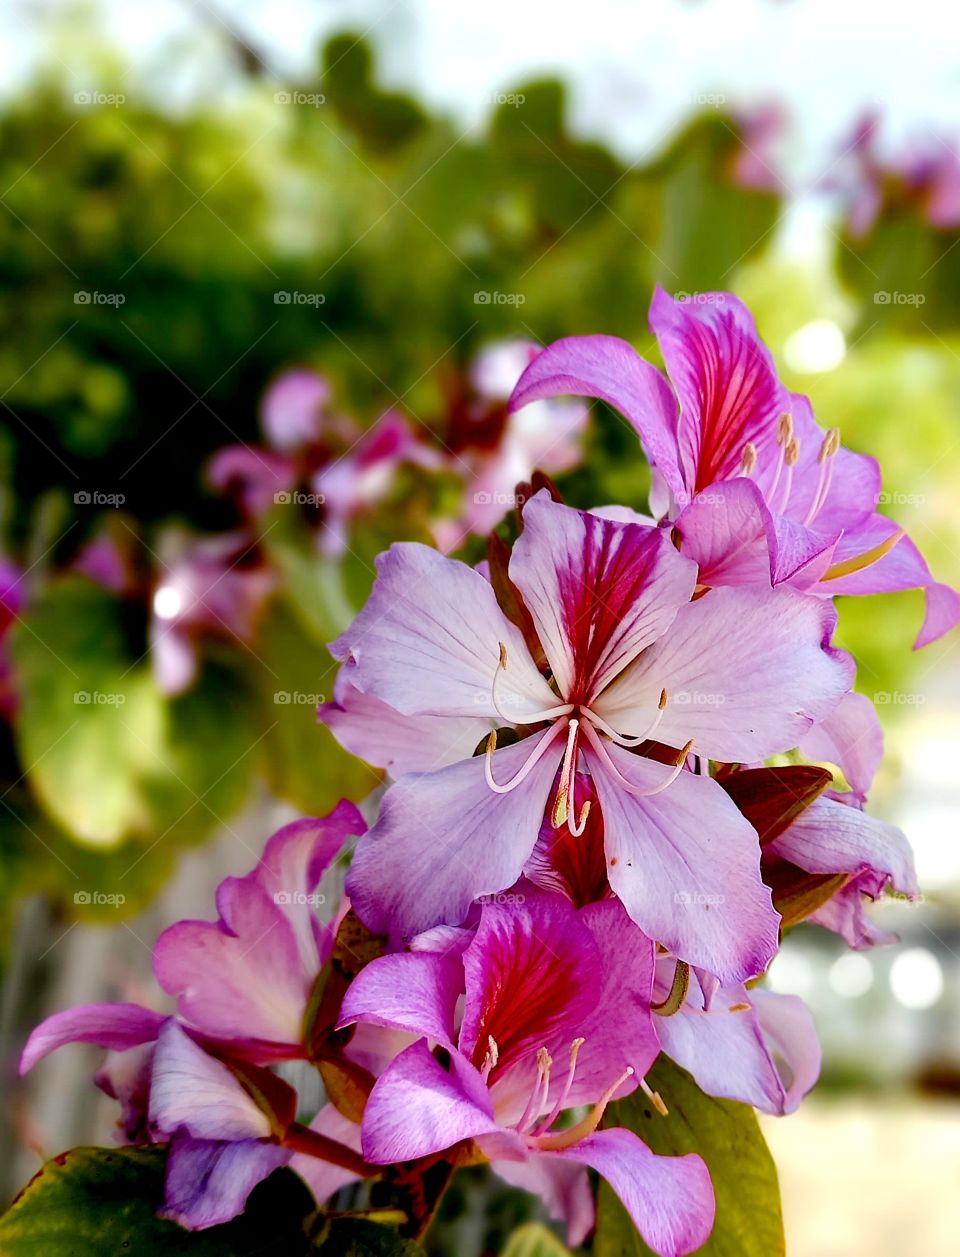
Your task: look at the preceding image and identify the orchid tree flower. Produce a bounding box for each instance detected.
[432,341,589,551]
[338,892,715,1256]
[153,803,366,1060]
[149,530,277,695]
[508,286,960,647]
[322,489,851,983]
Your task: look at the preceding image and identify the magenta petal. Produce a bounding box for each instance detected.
[19,1003,165,1075]
[338,950,462,1049]
[649,285,786,501]
[674,479,774,587]
[552,1127,715,1257]
[346,738,558,941]
[330,542,555,721]
[510,492,697,701]
[507,334,684,499]
[494,1155,595,1248]
[596,585,853,763]
[260,368,330,450]
[149,1022,273,1142]
[573,900,660,1101]
[589,745,779,985]
[161,1133,288,1230]
[319,676,490,778]
[360,1040,497,1164]
[799,691,883,802]
[459,894,600,1088]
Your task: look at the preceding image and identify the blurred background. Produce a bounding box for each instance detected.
[1,2,959,1253]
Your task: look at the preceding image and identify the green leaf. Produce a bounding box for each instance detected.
[501,1221,573,1256]
[0,1146,314,1255]
[595,1056,784,1257]
[312,1216,426,1256]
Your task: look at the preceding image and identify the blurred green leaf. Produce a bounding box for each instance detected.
[312,1216,426,1255]
[595,1056,783,1257]
[501,1222,573,1256]
[0,1147,314,1255]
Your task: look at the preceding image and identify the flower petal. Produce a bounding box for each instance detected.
[149,1022,274,1142]
[507,333,684,499]
[798,691,883,802]
[360,1040,497,1164]
[289,1103,365,1206]
[588,744,779,984]
[19,1003,165,1075]
[330,543,555,720]
[161,1133,288,1230]
[509,493,697,702]
[649,285,787,501]
[338,950,463,1049]
[494,1156,595,1248]
[346,738,559,941]
[551,1127,715,1257]
[319,676,491,778]
[595,585,853,762]
[674,479,774,587]
[748,989,822,1114]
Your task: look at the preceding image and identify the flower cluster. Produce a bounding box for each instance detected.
[22,289,942,1254]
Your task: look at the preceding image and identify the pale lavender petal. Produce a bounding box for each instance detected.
[338,950,462,1049]
[595,585,853,763]
[807,876,897,948]
[206,446,294,518]
[319,676,491,777]
[588,745,780,985]
[94,1043,155,1143]
[149,1022,274,1141]
[346,738,558,941]
[553,1127,715,1257]
[799,691,883,802]
[161,1133,288,1230]
[330,543,555,721]
[748,989,821,1114]
[508,334,684,499]
[261,369,330,450]
[19,1003,165,1075]
[509,492,697,701]
[360,1040,498,1164]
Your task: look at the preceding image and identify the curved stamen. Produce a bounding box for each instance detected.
[485,720,566,794]
[491,641,573,724]
[480,1035,499,1083]
[567,798,591,837]
[534,1037,585,1136]
[820,528,905,582]
[652,959,690,1017]
[773,436,800,514]
[581,688,668,748]
[638,1075,669,1117]
[552,718,581,828]
[517,1047,552,1134]
[802,427,840,526]
[766,412,793,500]
[582,722,693,797]
[533,1065,635,1151]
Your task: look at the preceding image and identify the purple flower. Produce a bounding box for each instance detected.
[509,287,960,647]
[339,892,714,1256]
[323,490,850,982]
[153,803,366,1059]
[150,530,276,695]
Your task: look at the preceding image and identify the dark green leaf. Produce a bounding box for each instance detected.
[501,1222,573,1256]
[595,1056,784,1257]
[0,1146,314,1255]
[311,1216,426,1255]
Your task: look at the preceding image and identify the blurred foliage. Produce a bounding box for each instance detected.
[0,24,958,957]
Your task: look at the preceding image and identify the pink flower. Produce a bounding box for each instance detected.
[509,287,960,647]
[339,892,715,1256]
[323,490,851,982]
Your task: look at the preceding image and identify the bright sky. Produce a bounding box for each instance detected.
[3,0,957,181]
